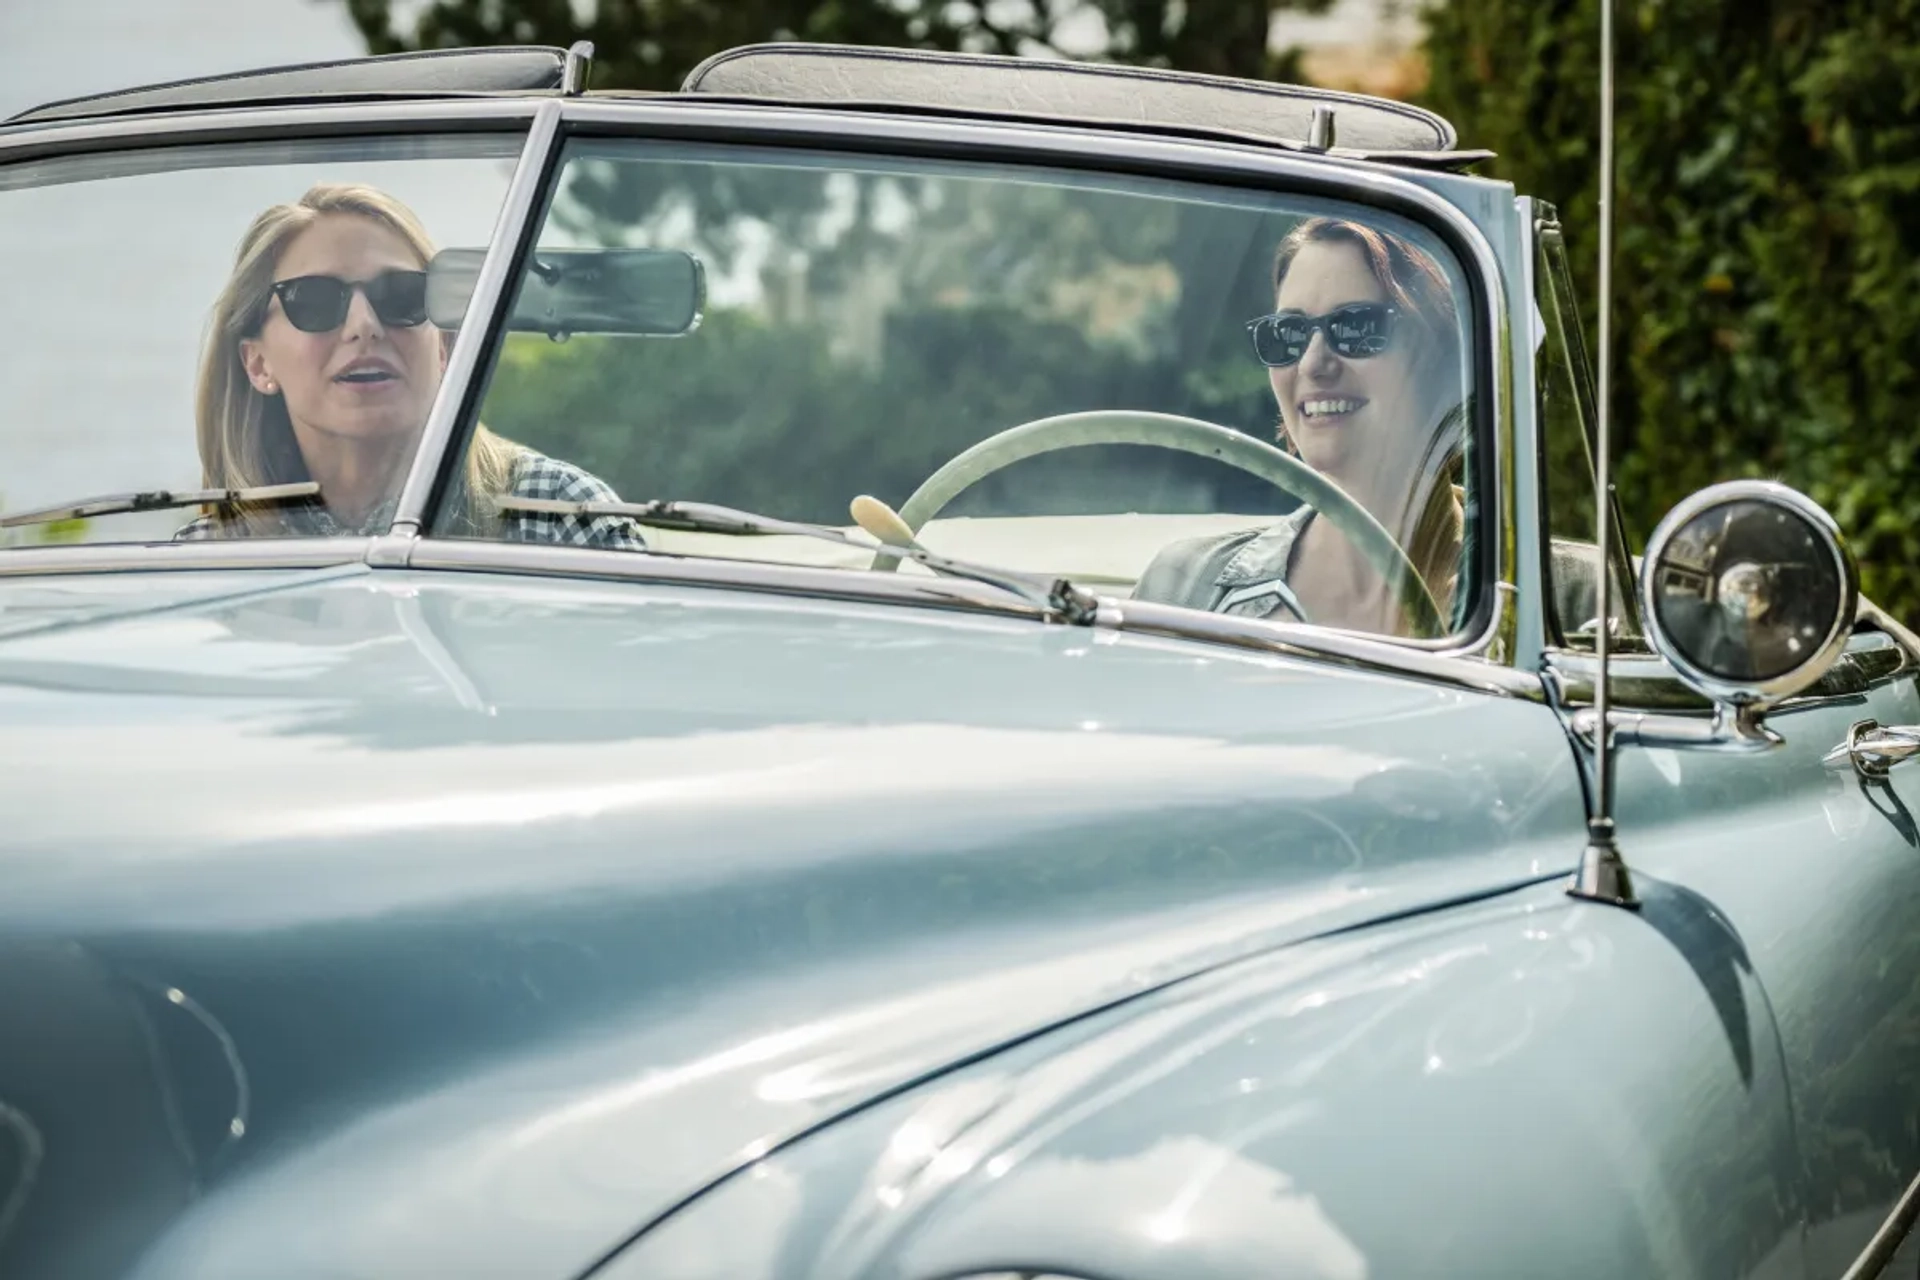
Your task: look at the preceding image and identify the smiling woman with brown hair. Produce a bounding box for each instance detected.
[1132,216,1468,637]
[180,182,644,548]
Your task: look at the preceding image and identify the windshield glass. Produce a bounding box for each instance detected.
[0,133,523,544]
[445,139,1483,640]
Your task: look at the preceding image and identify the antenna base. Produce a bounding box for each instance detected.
[1568,818,1640,908]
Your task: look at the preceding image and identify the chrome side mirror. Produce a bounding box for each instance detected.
[1567,480,1857,911]
[1641,480,1857,714]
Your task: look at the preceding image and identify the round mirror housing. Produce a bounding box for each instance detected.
[1640,480,1857,706]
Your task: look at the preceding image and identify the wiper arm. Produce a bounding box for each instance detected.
[495,494,1105,626]
[0,482,320,529]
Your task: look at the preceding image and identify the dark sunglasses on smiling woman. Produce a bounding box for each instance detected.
[269,269,430,334]
[1246,302,1397,368]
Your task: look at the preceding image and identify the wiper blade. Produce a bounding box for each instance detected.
[499,495,819,539]
[495,494,1105,626]
[0,482,320,529]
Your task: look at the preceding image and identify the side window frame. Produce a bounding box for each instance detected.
[1525,199,1645,652]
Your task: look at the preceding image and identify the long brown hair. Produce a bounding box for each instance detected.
[1272,217,1469,634]
[195,182,519,535]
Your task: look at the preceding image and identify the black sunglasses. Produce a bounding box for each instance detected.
[269,270,429,334]
[1246,302,1397,368]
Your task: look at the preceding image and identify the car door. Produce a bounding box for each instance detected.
[1526,200,1920,1278]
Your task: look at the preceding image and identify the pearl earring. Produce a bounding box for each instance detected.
[262,379,277,393]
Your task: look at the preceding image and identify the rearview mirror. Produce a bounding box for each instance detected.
[426,247,704,337]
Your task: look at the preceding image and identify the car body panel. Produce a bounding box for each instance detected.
[608,879,1804,1280]
[1604,667,1920,1275]
[0,567,1587,1279]
[0,565,365,641]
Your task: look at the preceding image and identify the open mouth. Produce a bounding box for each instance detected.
[334,368,397,385]
[1299,397,1366,422]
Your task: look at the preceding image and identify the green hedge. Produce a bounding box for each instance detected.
[347,0,1920,617]
[1422,0,1920,621]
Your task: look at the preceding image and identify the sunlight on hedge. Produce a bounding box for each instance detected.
[1423,0,1920,623]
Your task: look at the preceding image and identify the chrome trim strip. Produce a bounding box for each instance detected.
[364,532,417,569]
[390,98,564,533]
[1839,1169,1920,1280]
[0,534,1537,697]
[0,539,370,577]
[1116,598,1543,696]
[551,97,1517,664]
[1486,243,1520,667]
[1861,596,1920,666]
[0,99,539,162]
[1510,196,1550,666]
[405,540,1545,698]
[1545,631,1910,714]
[410,539,1051,615]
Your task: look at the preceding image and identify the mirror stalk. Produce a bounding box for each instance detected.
[1571,704,1782,755]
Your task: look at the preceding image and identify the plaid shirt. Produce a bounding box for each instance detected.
[175,450,647,550]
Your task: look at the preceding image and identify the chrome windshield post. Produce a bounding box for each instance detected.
[389,98,565,537]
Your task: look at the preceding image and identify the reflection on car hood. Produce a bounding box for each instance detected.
[0,565,1578,1280]
[0,564,367,641]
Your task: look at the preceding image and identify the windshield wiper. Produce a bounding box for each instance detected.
[0,481,321,529]
[495,493,1105,626]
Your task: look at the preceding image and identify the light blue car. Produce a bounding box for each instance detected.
[1,40,1915,1280]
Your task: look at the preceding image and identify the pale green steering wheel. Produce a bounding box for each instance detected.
[870,409,1444,636]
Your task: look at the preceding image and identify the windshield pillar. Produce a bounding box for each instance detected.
[390,99,566,535]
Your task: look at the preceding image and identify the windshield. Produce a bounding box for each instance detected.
[445,139,1483,640]
[0,123,1483,641]
[0,133,523,543]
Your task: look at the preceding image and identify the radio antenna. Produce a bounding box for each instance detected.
[1569,0,1638,907]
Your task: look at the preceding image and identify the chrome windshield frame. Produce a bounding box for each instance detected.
[445,96,1519,664]
[389,98,563,534]
[0,92,1530,692]
[0,98,542,162]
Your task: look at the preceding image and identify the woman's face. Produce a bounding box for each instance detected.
[240,213,444,451]
[1270,239,1427,481]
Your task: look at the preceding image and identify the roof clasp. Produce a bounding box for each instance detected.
[1305,105,1336,152]
[562,41,595,96]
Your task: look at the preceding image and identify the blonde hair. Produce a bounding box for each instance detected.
[195,182,519,535]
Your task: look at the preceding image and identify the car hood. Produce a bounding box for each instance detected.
[0,565,1581,1280]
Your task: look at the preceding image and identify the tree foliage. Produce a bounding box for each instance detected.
[342,0,1920,616]
[340,0,1328,90]
[1423,0,1920,620]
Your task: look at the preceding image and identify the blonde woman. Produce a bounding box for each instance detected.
[180,182,642,547]
[1133,217,1467,637]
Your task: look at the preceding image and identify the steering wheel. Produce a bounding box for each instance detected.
[869,409,1444,636]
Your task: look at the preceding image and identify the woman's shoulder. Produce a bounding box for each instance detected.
[505,448,624,503]
[496,448,647,551]
[1131,525,1268,609]
[1132,507,1314,605]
